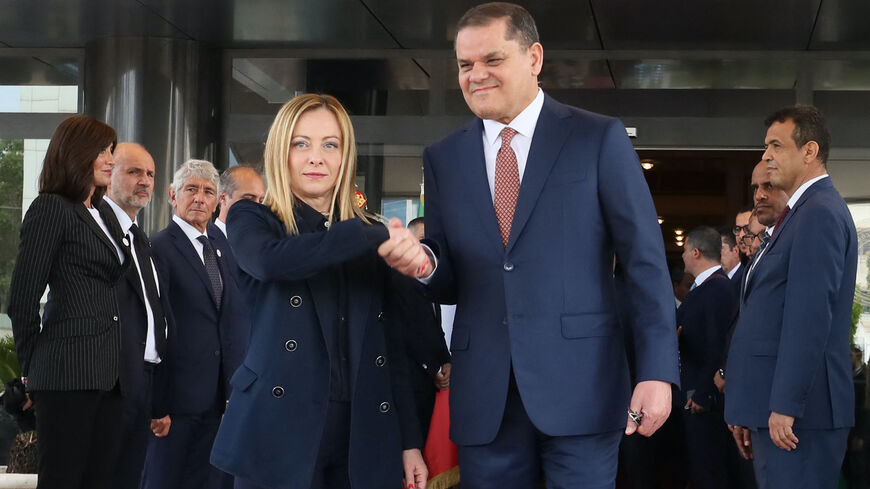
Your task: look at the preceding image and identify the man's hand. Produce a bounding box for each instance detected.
[768,411,798,450]
[684,398,707,414]
[713,370,725,393]
[435,363,451,390]
[728,425,753,460]
[402,448,428,489]
[150,415,171,437]
[21,393,32,411]
[378,218,430,278]
[625,380,671,437]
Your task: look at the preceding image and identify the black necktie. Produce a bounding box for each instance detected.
[197,235,223,310]
[129,223,168,358]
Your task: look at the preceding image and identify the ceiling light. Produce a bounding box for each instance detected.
[657,216,664,225]
[640,159,656,171]
[674,229,683,236]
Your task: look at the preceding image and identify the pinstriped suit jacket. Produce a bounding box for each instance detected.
[8,193,128,391]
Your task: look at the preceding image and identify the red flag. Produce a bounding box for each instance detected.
[424,389,459,489]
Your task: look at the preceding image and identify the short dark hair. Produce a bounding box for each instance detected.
[408,217,424,232]
[764,105,830,165]
[39,115,117,206]
[456,2,539,50]
[686,226,722,263]
[718,225,737,249]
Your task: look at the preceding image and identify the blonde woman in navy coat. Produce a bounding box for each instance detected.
[210,93,428,489]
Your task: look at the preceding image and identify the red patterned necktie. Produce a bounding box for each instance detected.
[772,205,790,236]
[494,127,520,247]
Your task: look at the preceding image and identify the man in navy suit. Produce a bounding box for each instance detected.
[725,105,857,489]
[100,143,172,489]
[399,3,679,487]
[143,159,249,489]
[678,226,738,489]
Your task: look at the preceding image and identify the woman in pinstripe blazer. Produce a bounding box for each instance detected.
[8,115,128,489]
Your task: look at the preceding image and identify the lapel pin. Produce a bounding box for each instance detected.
[122,237,130,247]
[216,249,222,258]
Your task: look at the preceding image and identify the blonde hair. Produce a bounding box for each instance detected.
[263,93,369,235]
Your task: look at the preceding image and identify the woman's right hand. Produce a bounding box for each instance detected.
[378,218,430,278]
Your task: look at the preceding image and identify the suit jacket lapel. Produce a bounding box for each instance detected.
[507,96,571,252]
[168,221,217,308]
[743,178,830,299]
[97,201,143,304]
[461,120,506,256]
[73,202,121,261]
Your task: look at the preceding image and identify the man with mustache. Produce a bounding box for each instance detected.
[750,160,789,232]
[725,106,857,489]
[143,159,248,489]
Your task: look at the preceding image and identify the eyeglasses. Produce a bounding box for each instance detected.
[740,233,761,245]
[732,225,749,236]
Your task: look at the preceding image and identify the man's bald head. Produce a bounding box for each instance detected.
[218,166,266,222]
[109,142,155,219]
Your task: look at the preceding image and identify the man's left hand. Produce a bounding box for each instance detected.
[768,411,798,450]
[684,398,707,414]
[435,363,451,390]
[625,380,671,437]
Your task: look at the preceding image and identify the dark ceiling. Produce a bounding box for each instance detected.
[3,0,870,50]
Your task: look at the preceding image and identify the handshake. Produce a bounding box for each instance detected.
[378,218,432,279]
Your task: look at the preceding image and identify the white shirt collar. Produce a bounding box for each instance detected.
[693,265,722,288]
[787,174,828,209]
[727,261,741,279]
[482,89,544,146]
[214,218,227,237]
[173,214,208,241]
[103,195,135,234]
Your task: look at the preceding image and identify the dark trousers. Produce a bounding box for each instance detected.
[411,363,437,444]
[751,427,848,489]
[617,401,686,489]
[234,400,351,489]
[457,373,623,489]
[682,409,731,489]
[32,386,124,489]
[112,362,156,489]
[142,408,231,489]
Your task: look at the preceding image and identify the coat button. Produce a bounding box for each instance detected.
[214,350,220,357]
[289,295,302,308]
[503,262,514,272]
[113,315,119,321]
[375,355,386,367]
[421,363,428,370]
[379,401,390,413]
[272,386,284,398]
[285,339,298,352]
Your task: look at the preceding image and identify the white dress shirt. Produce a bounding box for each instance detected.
[105,196,162,363]
[173,214,208,264]
[480,89,545,200]
[87,206,124,263]
[214,218,227,237]
[692,265,722,289]
[727,261,741,280]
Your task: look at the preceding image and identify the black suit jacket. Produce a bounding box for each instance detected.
[9,193,128,391]
[97,200,172,417]
[676,268,737,409]
[393,276,451,383]
[150,219,249,415]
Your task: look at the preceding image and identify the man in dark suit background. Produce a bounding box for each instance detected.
[390,3,680,486]
[143,159,249,489]
[214,166,265,238]
[726,105,857,489]
[678,226,738,489]
[395,217,452,442]
[99,143,172,489]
